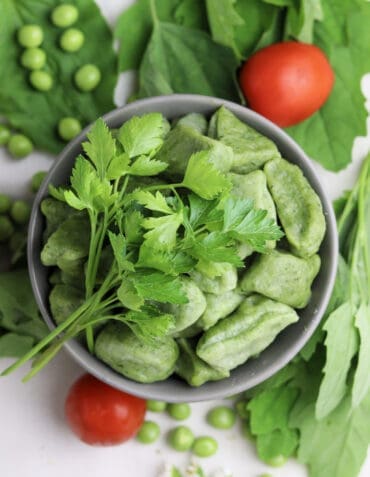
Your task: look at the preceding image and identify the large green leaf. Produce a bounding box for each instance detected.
[0,0,117,154]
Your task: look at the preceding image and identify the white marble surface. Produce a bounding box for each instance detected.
[1,1,370,476]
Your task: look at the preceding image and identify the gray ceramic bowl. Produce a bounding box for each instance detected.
[28,94,338,402]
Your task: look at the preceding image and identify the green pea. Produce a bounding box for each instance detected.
[0,216,14,242]
[20,48,46,70]
[167,425,194,452]
[0,125,11,145]
[235,400,249,420]
[0,194,11,213]
[192,436,218,458]
[18,24,43,48]
[136,420,160,444]
[266,455,287,467]
[167,403,191,421]
[146,400,167,412]
[29,70,53,91]
[8,134,33,159]
[51,4,79,28]
[30,171,47,193]
[58,117,82,141]
[74,64,101,92]
[206,406,236,430]
[60,28,84,52]
[10,200,31,225]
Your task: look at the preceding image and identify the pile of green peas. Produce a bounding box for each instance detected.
[136,397,287,473]
[0,123,33,159]
[0,171,46,256]
[16,4,102,144]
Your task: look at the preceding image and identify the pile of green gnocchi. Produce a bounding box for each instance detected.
[41,106,326,386]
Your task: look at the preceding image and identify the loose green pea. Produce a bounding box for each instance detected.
[0,194,11,213]
[51,4,79,28]
[192,436,218,458]
[146,400,167,412]
[58,117,82,141]
[29,70,53,91]
[167,403,191,421]
[30,171,47,193]
[20,47,46,70]
[266,455,287,467]
[0,216,14,242]
[167,425,194,452]
[136,420,160,444]
[0,125,11,145]
[235,400,249,420]
[10,200,31,225]
[8,134,33,158]
[18,24,43,48]
[74,64,101,92]
[60,28,84,52]
[206,406,236,430]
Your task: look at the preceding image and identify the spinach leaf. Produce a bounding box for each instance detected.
[0,333,35,358]
[0,0,117,154]
[286,0,370,171]
[138,21,241,101]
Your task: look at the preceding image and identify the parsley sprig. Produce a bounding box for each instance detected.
[2,113,283,380]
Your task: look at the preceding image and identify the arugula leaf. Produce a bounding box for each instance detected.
[315,302,358,419]
[142,212,183,251]
[133,190,173,214]
[182,151,232,199]
[286,0,370,171]
[138,21,241,102]
[82,119,116,180]
[118,113,164,158]
[0,0,117,154]
[205,0,244,58]
[131,271,188,304]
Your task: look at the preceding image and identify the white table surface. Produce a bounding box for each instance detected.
[2,1,370,476]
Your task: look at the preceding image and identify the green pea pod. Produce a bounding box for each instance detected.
[209,106,281,174]
[229,169,277,257]
[240,249,321,309]
[190,263,237,294]
[264,157,326,258]
[196,294,299,372]
[198,290,244,330]
[176,338,229,387]
[154,124,233,178]
[95,322,179,383]
[49,284,84,325]
[162,277,206,335]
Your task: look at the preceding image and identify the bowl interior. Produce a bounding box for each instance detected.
[28,94,338,402]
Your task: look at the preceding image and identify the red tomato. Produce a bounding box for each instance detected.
[239,41,334,127]
[65,374,146,446]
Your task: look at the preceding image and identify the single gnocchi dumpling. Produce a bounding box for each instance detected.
[240,249,321,309]
[198,290,244,330]
[95,322,179,383]
[190,263,238,295]
[196,294,298,373]
[264,157,326,258]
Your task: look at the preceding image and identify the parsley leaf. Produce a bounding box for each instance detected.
[117,280,144,311]
[184,232,243,266]
[142,212,183,251]
[182,151,232,199]
[82,119,116,180]
[128,155,168,176]
[118,113,164,158]
[123,305,175,344]
[187,194,222,229]
[133,190,173,214]
[108,232,134,274]
[131,271,188,304]
[137,243,195,275]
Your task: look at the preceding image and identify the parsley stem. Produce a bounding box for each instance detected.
[143,182,183,192]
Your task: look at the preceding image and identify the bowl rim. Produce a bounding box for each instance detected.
[28,94,338,402]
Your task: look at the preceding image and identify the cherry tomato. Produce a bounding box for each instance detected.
[239,41,334,127]
[65,374,146,445]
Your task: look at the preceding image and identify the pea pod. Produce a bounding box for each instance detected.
[95,322,179,383]
[176,338,229,387]
[264,157,326,258]
[209,106,281,174]
[196,294,299,372]
[240,249,321,309]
